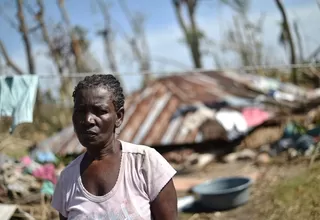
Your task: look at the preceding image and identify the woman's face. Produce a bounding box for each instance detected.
[72,87,124,149]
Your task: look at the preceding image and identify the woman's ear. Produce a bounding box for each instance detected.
[116,107,125,128]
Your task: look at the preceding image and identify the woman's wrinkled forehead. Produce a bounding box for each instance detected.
[74,87,114,106]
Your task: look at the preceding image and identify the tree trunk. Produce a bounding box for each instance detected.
[187,0,202,68]
[36,0,64,74]
[118,0,152,86]
[172,0,202,68]
[16,0,35,74]
[96,0,118,73]
[274,0,297,84]
[95,0,125,88]
[293,21,304,62]
[57,0,83,72]
[103,32,118,73]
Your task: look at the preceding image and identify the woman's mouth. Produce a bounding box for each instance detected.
[83,130,98,136]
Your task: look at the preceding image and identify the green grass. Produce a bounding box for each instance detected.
[262,165,320,220]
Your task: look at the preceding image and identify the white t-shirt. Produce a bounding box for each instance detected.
[51,140,176,220]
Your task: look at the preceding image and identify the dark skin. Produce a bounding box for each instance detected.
[59,87,177,220]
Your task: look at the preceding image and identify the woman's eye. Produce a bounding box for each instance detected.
[99,109,108,114]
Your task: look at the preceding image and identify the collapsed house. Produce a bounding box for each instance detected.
[34,70,320,170]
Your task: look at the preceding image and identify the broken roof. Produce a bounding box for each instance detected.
[36,70,310,156]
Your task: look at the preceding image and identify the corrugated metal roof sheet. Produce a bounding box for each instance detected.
[117,71,269,146]
[36,70,308,156]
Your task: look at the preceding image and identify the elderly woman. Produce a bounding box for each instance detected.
[52,75,177,220]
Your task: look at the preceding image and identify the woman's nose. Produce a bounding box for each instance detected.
[85,112,95,124]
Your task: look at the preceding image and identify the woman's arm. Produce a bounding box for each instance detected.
[150,179,178,220]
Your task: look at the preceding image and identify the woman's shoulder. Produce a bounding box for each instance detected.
[58,153,83,180]
[120,140,170,166]
[120,140,155,156]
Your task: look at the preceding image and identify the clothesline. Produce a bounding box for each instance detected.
[3,63,320,79]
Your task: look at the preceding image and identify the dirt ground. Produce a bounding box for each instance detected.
[178,159,319,220]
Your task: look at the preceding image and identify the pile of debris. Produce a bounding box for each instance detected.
[0,151,63,219]
[162,106,320,174]
[223,115,320,166]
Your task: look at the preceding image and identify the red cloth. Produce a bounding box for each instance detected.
[242,107,270,127]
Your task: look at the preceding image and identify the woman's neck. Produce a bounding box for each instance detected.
[86,138,121,161]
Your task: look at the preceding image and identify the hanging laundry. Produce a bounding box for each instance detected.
[0,75,38,130]
[242,107,270,128]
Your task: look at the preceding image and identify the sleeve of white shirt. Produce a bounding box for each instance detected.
[51,171,68,217]
[142,147,177,202]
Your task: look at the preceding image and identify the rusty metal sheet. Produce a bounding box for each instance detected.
[132,93,172,144]
[144,95,180,145]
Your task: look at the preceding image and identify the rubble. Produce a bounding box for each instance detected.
[223,149,257,163]
[223,152,239,163]
[168,151,216,174]
[255,153,271,165]
[0,150,60,219]
[238,149,257,161]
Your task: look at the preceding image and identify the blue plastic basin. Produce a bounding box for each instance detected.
[192,176,253,211]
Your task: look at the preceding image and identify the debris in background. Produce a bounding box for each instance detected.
[255,153,271,165]
[0,204,18,220]
[32,151,57,164]
[242,107,270,128]
[223,149,257,163]
[216,109,248,140]
[238,149,257,161]
[41,181,55,196]
[0,153,58,205]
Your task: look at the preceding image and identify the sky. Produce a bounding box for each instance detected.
[0,0,319,94]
